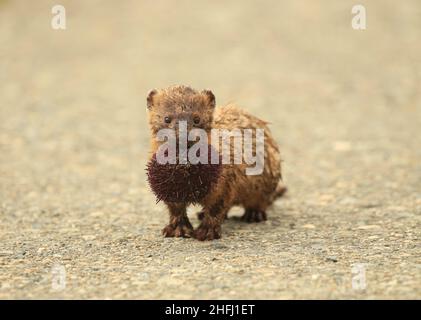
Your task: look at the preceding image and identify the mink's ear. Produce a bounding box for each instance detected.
[201,89,215,108]
[146,89,158,109]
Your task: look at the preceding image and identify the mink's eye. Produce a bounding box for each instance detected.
[193,116,200,125]
[164,116,171,124]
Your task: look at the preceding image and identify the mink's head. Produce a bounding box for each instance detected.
[145,86,221,203]
[146,85,216,135]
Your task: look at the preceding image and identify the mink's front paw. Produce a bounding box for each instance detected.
[162,219,193,238]
[193,223,221,241]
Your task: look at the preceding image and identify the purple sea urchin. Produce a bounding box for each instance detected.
[146,145,221,203]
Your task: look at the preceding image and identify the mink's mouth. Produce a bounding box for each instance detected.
[146,145,221,203]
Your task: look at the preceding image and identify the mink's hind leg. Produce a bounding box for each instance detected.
[241,208,267,223]
[240,197,270,223]
[162,203,193,238]
[239,182,284,223]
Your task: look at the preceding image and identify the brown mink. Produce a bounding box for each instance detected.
[146,85,286,240]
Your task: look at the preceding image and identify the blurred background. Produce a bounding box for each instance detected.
[0,0,420,299]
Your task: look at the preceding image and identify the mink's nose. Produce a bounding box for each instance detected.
[175,119,191,132]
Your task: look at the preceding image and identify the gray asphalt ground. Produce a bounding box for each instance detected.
[0,0,420,299]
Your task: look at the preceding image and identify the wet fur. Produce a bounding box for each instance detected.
[147,85,286,240]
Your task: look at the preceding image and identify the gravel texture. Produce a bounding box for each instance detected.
[0,0,420,299]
